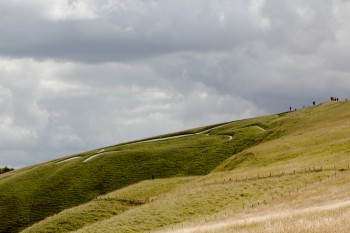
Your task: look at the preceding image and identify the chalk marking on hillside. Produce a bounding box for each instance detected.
[83,151,120,163]
[55,156,81,164]
[83,153,106,163]
[161,199,350,233]
[82,123,234,164]
[124,123,233,146]
[254,125,266,131]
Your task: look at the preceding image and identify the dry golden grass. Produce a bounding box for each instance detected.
[159,171,350,233]
[207,203,350,233]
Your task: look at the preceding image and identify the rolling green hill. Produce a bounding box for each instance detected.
[1,101,350,233]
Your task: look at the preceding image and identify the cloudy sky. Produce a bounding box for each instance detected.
[1,0,350,167]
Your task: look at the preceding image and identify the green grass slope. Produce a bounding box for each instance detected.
[69,101,350,233]
[1,101,350,233]
[0,113,274,233]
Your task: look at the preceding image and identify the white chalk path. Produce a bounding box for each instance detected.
[83,154,102,163]
[126,123,233,146]
[83,149,107,163]
[82,124,234,163]
[58,123,251,164]
[55,156,81,164]
[83,121,256,163]
[253,125,266,131]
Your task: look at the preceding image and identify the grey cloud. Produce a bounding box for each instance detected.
[2,0,350,168]
[0,0,260,62]
[55,62,163,89]
[261,0,337,54]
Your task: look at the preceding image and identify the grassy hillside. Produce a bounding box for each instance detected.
[0,111,274,232]
[1,101,350,233]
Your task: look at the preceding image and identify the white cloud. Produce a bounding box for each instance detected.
[45,0,98,21]
[1,0,350,167]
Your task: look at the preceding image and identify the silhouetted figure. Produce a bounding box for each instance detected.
[289,107,292,111]
[313,101,315,106]
[152,174,155,180]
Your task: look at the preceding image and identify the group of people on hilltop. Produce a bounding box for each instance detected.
[330,97,340,101]
[289,97,347,112]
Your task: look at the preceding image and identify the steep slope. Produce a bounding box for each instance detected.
[0,113,274,233]
[64,101,350,233]
[2,101,350,233]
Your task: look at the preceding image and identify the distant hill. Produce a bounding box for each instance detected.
[1,101,350,233]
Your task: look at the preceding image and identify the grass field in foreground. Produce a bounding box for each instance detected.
[162,167,350,233]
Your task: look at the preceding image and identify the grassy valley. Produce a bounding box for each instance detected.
[1,101,350,232]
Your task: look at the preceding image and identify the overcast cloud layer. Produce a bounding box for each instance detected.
[1,0,350,167]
